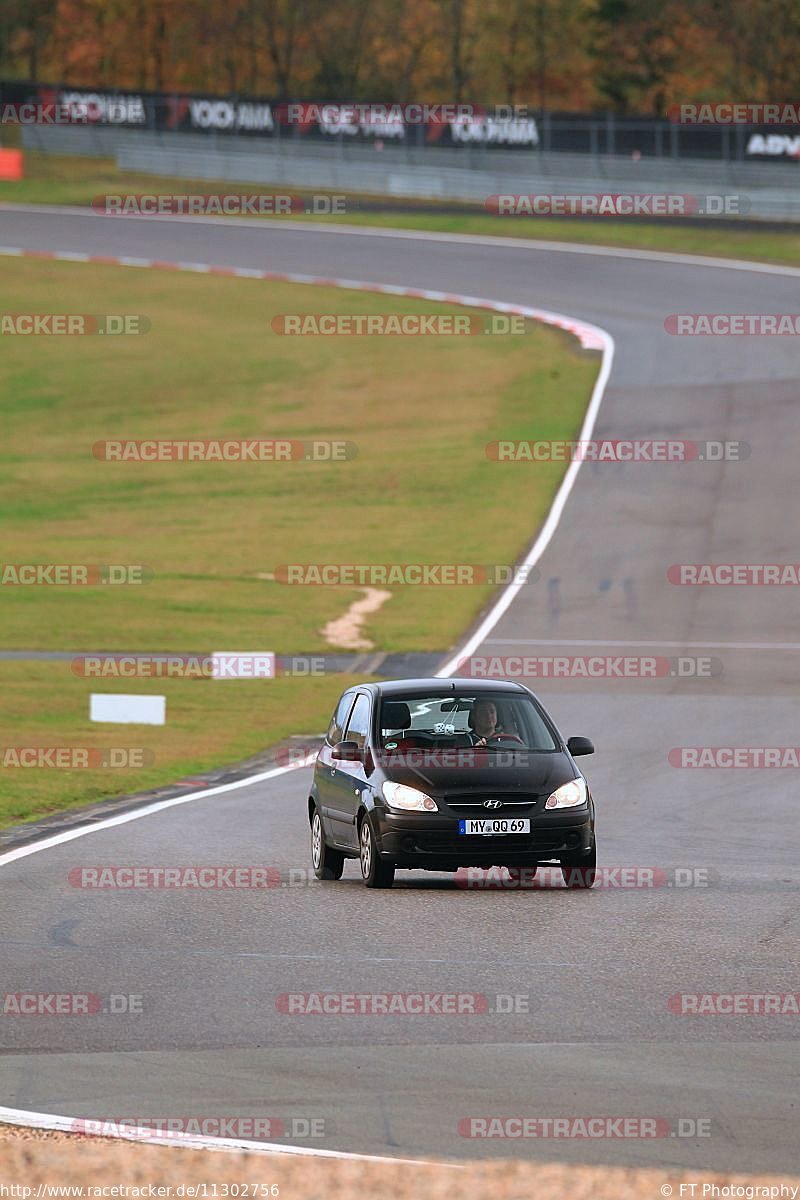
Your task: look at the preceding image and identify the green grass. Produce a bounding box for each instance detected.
[0,660,359,828]
[2,151,800,267]
[0,258,597,827]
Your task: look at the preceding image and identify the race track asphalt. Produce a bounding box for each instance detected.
[0,208,798,1171]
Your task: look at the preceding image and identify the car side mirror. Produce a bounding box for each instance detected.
[332,740,362,762]
[567,736,594,757]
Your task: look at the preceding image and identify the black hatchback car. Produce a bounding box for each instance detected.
[308,678,596,889]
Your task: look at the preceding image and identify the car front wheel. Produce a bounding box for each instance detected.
[311,808,344,880]
[560,841,597,889]
[359,818,395,888]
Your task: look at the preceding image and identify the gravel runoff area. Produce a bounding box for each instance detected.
[1,1127,799,1200]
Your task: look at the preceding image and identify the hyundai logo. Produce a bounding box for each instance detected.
[483,799,503,810]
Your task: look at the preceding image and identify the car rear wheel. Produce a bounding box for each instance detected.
[560,842,596,888]
[311,808,344,880]
[359,818,395,888]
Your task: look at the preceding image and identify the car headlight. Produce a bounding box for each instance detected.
[544,777,587,809]
[382,782,438,812]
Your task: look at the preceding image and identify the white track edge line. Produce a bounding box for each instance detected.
[484,638,800,650]
[0,1106,449,1165]
[437,329,614,676]
[0,760,307,868]
[0,245,614,1160]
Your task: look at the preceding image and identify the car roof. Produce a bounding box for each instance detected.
[356,677,530,697]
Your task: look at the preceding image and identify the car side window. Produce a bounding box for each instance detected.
[327,693,355,746]
[343,694,371,749]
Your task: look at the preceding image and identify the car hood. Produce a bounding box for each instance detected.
[373,748,579,797]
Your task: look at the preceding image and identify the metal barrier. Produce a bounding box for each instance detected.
[21,126,800,221]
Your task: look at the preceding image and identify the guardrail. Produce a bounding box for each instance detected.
[21,126,800,221]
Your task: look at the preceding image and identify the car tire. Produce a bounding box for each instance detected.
[359,817,395,889]
[560,841,597,889]
[311,807,344,880]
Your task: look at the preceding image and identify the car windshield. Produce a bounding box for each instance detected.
[378,692,558,751]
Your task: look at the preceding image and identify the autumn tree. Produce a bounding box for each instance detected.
[694,0,800,100]
[588,0,683,112]
[3,0,798,116]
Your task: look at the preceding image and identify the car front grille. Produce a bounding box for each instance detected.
[442,792,542,815]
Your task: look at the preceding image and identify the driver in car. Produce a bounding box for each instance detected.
[468,699,500,746]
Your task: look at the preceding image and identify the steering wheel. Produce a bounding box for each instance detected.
[482,732,524,745]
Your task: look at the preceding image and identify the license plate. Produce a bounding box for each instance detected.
[458,818,530,836]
